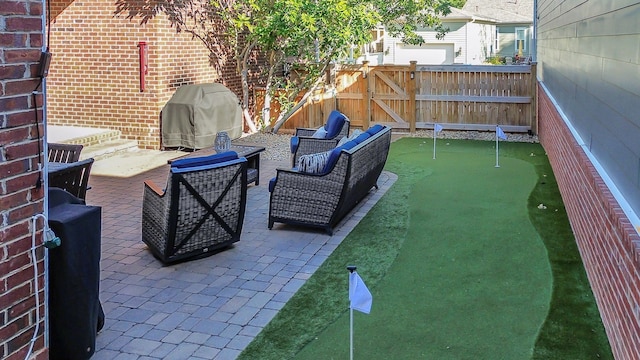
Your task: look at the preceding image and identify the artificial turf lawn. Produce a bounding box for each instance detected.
[238,137,613,360]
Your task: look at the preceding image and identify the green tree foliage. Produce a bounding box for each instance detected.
[445,0,466,9]
[115,0,453,131]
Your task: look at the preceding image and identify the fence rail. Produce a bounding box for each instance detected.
[255,62,537,134]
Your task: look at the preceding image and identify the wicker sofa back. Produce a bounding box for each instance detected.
[268,125,392,235]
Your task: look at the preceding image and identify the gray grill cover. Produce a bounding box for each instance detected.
[161,84,243,149]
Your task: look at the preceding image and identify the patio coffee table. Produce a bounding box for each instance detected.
[168,144,266,185]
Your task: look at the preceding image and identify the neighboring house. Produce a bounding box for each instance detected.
[45,0,262,150]
[360,8,497,65]
[360,0,535,66]
[536,1,640,359]
[462,0,534,59]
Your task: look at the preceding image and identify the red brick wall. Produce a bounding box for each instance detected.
[0,0,48,359]
[538,85,640,360]
[45,0,259,149]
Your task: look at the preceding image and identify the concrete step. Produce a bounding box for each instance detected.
[47,125,141,161]
[80,139,140,162]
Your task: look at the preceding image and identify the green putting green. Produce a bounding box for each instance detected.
[238,138,612,360]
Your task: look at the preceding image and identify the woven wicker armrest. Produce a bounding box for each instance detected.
[295,128,318,137]
[269,156,349,232]
[291,137,341,167]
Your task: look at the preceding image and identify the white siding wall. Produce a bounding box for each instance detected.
[384,21,496,65]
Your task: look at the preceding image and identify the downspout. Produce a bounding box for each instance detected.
[465,17,476,64]
[465,18,469,64]
[532,0,537,62]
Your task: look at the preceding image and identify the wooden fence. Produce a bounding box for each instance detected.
[255,62,537,134]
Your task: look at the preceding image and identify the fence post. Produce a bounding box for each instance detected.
[361,61,370,129]
[408,61,417,133]
[530,62,538,134]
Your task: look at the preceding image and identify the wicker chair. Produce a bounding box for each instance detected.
[48,143,84,163]
[48,158,94,200]
[290,110,350,167]
[142,153,248,264]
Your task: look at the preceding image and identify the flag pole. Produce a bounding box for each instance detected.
[495,125,500,168]
[433,126,437,160]
[433,123,443,160]
[495,132,500,168]
[347,265,357,360]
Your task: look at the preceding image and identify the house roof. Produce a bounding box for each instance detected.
[462,0,533,24]
[442,7,496,23]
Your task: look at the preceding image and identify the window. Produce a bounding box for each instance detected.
[515,27,527,53]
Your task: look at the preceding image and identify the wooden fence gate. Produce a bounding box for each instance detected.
[259,62,537,134]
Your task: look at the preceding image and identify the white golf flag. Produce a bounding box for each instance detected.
[496,126,507,140]
[434,123,443,133]
[349,271,372,314]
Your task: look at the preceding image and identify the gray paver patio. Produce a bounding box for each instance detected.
[87,156,396,359]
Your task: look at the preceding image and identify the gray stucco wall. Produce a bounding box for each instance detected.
[537,0,640,216]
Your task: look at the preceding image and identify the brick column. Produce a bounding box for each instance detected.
[1,0,48,358]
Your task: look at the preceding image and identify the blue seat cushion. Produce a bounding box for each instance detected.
[171,151,238,169]
[365,124,385,135]
[269,177,277,192]
[324,111,347,138]
[290,136,300,153]
[322,140,357,173]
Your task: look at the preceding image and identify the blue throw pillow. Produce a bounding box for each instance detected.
[365,124,385,135]
[171,151,238,169]
[322,140,357,173]
[324,111,346,138]
[312,127,328,138]
[297,150,331,174]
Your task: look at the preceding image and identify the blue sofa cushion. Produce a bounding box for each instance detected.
[322,140,357,173]
[324,111,347,138]
[353,132,371,144]
[171,151,238,169]
[365,124,385,136]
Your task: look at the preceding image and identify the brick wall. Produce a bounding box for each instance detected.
[46,0,263,149]
[0,0,48,359]
[538,85,640,360]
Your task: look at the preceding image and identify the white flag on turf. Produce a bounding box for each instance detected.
[496,126,507,140]
[434,123,443,133]
[349,271,372,314]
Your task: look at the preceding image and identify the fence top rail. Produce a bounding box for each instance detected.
[416,64,532,73]
[335,63,534,74]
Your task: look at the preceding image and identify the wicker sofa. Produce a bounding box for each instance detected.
[268,125,391,235]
